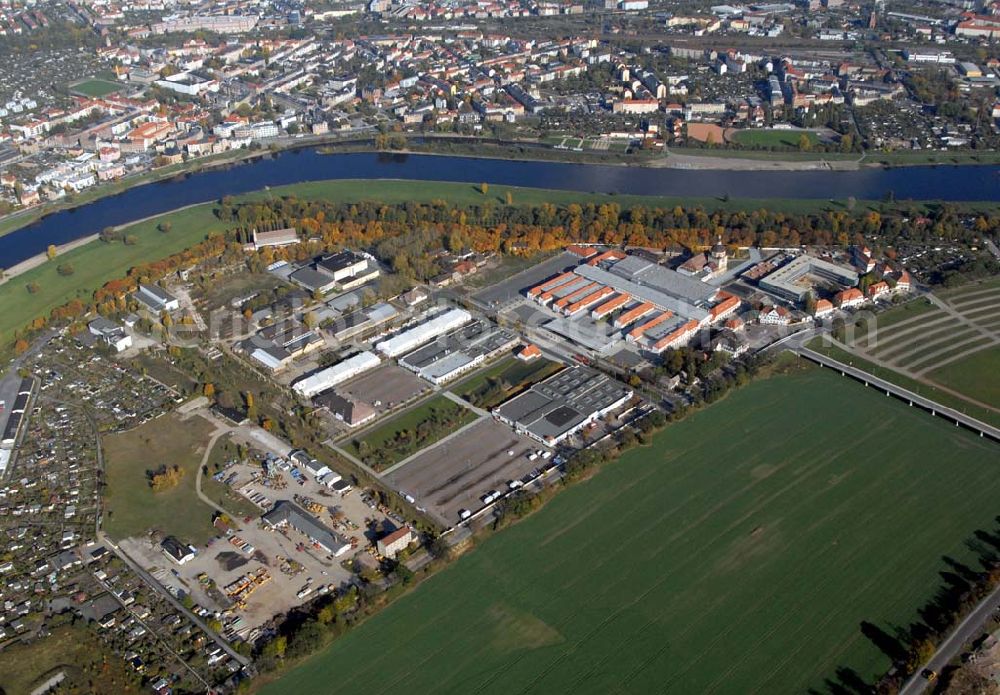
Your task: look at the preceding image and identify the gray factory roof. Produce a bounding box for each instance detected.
[262,501,349,553]
[574,264,710,322]
[542,315,622,355]
[494,366,633,443]
[606,256,717,303]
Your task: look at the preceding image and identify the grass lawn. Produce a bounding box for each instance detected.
[103,412,219,544]
[133,352,198,394]
[939,275,1000,301]
[201,436,265,519]
[808,339,1000,428]
[732,128,823,149]
[0,623,140,695]
[870,298,939,331]
[0,203,226,348]
[351,395,477,471]
[261,366,1000,694]
[70,78,123,98]
[926,346,1000,410]
[453,356,562,409]
[243,178,883,216]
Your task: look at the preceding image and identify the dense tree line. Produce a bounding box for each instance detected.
[8,195,998,356]
[218,195,1000,288]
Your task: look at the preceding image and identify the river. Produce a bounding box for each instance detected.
[2,149,998,267]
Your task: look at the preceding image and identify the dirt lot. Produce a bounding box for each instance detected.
[385,418,548,526]
[338,364,430,414]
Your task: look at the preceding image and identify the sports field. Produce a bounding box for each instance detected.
[263,366,1000,694]
[70,78,122,98]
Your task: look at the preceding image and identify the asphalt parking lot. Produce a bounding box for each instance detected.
[385,418,548,526]
[338,364,430,414]
[472,252,577,309]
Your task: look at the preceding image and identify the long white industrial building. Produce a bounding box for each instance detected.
[375,308,472,358]
[292,351,380,398]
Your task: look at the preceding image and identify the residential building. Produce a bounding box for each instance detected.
[376,526,414,559]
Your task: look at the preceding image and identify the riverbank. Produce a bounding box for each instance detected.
[0,146,274,240]
[0,200,211,286]
[3,135,999,243]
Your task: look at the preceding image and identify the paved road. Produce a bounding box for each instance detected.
[899,581,1000,695]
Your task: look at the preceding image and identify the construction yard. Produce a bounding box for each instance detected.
[120,453,392,639]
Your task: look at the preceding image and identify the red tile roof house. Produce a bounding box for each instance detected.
[516,344,542,361]
[813,298,835,318]
[834,287,865,309]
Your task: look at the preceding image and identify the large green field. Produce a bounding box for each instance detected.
[263,366,1000,694]
[103,412,219,543]
[926,346,1000,410]
[244,177,865,215]
[807,339,1000,428]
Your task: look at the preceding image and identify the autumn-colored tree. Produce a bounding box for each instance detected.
[46,244,57,260]
[203,383,215,398]
[13,339,29,354]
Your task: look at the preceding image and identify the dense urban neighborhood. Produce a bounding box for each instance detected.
[1,0,1000,692]
[2,0,1000,211]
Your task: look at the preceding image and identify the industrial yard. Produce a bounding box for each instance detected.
[385,418,550,526]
